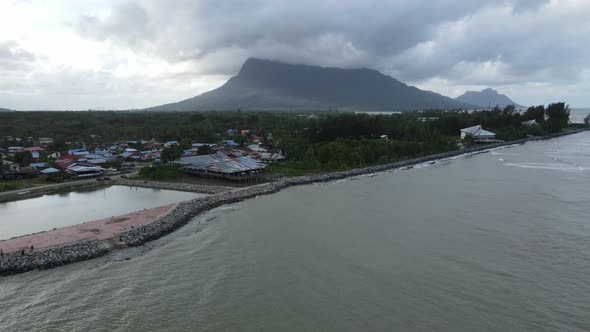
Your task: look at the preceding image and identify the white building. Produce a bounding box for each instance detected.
[66,164,103,178]
[521,119,539,126]
[39,137,54,145]
[460,125,497,143]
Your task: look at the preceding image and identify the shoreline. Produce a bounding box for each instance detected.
[0,178,231,204]
[1,129,587,276]
[0,181,110,204]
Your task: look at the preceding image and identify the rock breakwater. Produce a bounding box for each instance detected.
[0,240,107,276]
[116,180,232,194]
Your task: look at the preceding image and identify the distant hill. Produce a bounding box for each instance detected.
[0,108,14,112]
[147,58,475,112]
[455,88,526,109]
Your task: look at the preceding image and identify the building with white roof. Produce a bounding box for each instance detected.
[460,125,497,143]
[521,119,539,126]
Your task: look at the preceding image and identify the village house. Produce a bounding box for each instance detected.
[29,162,47,169]
[47,152,61,160]
[65,164,103,178]
[38,137,54,145]
[68,148,90,156]
[221,139,239,147]
[117,151,134,160]
[1,160,39,179]
[24,146,45,159]
[40,167,60,175]
[94,144,111,154]
[192,143,218,149]
[521,119,539,126]
[460,125,497,143]
[8,146,24,153]
[260,152,286,162]
[250,152,286,162]
[165,141,179,147]
[24,146,44,153]
[247,143,267,153]
[144,143,163,151]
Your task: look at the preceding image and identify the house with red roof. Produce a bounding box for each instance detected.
[23,146,45,159]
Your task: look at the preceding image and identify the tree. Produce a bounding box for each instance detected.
[544,102,570,133]
[180,138,192,150]
[13,151,32,166]
[584,113,590,127]
[524,105,545,123]
[502,104,517,116]
[197,145,214,155]
[161,146,182,163]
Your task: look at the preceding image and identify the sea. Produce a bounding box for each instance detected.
[1,131,590,331]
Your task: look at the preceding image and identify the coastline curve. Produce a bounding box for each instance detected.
[1,129,586,276]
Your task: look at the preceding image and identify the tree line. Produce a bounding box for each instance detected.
[0,103,579,175]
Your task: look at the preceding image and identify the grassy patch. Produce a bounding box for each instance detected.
[137,164,184,180]
[0,178,49,192]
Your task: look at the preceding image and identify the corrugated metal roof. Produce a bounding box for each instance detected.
[175,153,265,173]
[460,125,495,137]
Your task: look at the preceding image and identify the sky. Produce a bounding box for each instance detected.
[1,0,589,110]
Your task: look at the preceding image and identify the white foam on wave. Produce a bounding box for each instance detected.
[332,178,349,184]
[504,162,585,172]
[490,150,520,156]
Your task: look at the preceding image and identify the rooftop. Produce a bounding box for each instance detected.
[460,125,495,137]
[175,153,265,174]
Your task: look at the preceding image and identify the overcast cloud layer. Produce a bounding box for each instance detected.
[1,0,589,109]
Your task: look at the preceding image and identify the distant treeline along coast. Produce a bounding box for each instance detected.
[0,102,583,178]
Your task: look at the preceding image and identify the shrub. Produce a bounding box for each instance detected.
[138,164,182,180]
[1,184,19,192]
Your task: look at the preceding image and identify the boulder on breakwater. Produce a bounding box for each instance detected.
[0,240,108,276]
[116,180,232,194]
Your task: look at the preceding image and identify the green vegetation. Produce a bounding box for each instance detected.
[0,178,49,192]
[0,103,576,176]
[161,146,183,163]
[138,164,183,180]
[12,151,32,167]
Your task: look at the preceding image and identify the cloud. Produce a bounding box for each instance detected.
[75,0,584,86]
[76,1,153,49]
[0,40,36,70]
[1,0,590,109]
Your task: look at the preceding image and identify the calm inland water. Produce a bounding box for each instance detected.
[0,185,203,240]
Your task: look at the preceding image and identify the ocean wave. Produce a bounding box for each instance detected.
[504,162,585,172]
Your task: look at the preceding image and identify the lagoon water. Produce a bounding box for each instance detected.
[1,132,590,331]
[0,186,202,240]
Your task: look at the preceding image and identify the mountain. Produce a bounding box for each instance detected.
[0,108,14,112]
[455,88,526,109]
[147,58,475,112]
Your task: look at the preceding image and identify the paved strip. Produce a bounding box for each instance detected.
[0,204,174,253]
